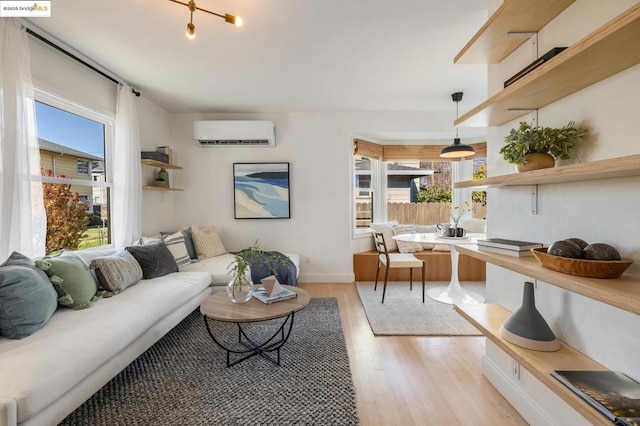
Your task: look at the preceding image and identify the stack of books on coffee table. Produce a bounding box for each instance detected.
[476,238,543,257]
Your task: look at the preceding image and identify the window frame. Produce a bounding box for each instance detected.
[352,154,385,238]
[35,89,115,250]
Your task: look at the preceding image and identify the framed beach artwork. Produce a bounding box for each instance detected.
[233,162,291,219]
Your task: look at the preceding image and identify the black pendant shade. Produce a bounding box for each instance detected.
[440,137,476,158]
[441,91,475,158]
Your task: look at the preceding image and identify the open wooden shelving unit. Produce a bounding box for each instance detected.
[455,4,640,127]
[141,185,183,192]
[456,245,640,316]
[141,159,183,191]
[140,159,182,170]
[454,0,575,64]
[454,153,640,189]
[454,303,610,426]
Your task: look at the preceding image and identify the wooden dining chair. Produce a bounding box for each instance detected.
[372,231,425,303]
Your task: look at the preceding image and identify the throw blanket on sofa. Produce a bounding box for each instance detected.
[249,251,298,286]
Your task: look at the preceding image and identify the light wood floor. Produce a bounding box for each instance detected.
[298,283,527,426]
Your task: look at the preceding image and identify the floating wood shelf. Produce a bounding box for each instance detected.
[455,4,640,127]
[454,303,609,425]
[456,245,640,316]
[142,186,183,191]
[454,154,640,189]
[454,0,575,64]
[141,159,182,169]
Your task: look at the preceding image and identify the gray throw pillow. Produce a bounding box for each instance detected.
[125,241,178,279]
[90,250,143,295]
[0,252,58,339]
[35,251,99,310]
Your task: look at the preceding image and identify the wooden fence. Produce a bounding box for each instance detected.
[356,202,486,228]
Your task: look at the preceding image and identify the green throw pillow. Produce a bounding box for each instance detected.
[36,251,99,310]
[0,252,58,339]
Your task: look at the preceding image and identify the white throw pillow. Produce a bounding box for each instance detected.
[191,225,227,260]
[392,225,423,253]
[432,244,451,252]
[162,231,192,269]
[370,221,399,252]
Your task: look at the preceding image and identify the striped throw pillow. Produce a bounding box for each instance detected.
[162,231,192,269]
[191,225,227,260]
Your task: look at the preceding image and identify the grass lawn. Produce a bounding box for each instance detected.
[79,226,109,250]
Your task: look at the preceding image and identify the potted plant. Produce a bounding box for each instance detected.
[500,121,588,172]
[226,240,288,303]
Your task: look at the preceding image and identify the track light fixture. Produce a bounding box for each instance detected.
[168,0,242,40]
[440,91,476,159]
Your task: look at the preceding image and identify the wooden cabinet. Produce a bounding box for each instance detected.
[455,3,640,127]
[141,159,183,191]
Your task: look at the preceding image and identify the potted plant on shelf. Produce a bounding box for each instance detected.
[226,240,288,304]
[500,121,588,172]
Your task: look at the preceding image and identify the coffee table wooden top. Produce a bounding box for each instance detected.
[200,285,310,323]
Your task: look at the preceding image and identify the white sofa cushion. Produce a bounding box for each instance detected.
[0,271,211,424]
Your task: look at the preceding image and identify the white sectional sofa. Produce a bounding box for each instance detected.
[0,249,299,426]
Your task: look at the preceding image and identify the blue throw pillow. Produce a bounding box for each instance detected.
[0,252,58,339]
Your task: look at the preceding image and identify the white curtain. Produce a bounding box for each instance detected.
[0,19,47,260]
[112,83,141,247]
[452,158,473,210]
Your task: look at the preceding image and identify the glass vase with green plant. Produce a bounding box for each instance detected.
[226,240,289,304]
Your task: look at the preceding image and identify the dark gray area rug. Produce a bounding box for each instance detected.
[60,298,359,425]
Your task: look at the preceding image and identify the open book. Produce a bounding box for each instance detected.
[552,371,640,426]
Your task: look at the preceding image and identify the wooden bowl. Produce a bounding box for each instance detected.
[530,248,633,279]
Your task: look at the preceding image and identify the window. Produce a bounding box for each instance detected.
[353,155,379,234]
[77,160,90,176]
[35,92,113,253]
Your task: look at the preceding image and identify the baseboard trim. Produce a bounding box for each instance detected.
[298,273,354,283]
[482,355,555,426]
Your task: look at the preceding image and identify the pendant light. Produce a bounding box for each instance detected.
[440,92,476,158]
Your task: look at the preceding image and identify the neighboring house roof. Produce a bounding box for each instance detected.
[39,138,103,161]
[355,158,435,178]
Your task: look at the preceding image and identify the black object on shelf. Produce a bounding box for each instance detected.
[140,151,169,163]
[504,47,567,88]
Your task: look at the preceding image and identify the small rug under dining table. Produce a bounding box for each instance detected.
[356,281,485,336]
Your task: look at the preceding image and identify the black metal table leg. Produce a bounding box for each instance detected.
[203,312,296,367]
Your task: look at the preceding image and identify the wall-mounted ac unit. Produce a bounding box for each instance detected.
[194,120,275,147]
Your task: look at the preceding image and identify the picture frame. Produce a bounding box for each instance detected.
[233,162,290,219]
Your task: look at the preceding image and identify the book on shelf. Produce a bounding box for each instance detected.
[551,370,640,426]
[251,286,297,304]
[476,245,534,257]
[504,47,567,88]
[476,238,543,251]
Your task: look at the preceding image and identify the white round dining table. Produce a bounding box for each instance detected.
[392,233,486,305]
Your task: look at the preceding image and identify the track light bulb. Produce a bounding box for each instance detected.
[186,22,195,39]
[225,13,243,27]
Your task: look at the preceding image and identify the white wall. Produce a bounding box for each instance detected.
[483,1,640,424]
[141,111,455,283]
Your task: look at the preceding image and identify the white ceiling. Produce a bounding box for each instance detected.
[27,0,489,138]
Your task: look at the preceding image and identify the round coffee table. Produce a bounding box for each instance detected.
[200,285,310,367]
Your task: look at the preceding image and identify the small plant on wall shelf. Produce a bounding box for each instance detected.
[500,121,588,172]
